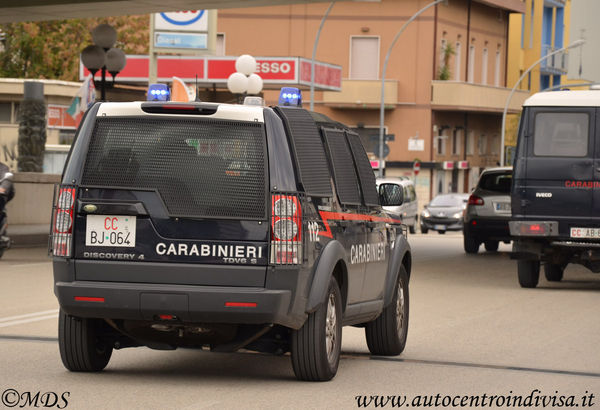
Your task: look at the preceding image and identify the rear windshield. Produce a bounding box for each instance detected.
[81,117,267,219]
[533,112,589,157]
[430,195,465,207]
[478,172,512,194]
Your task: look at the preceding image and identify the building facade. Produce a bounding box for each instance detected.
[218,0,528,204]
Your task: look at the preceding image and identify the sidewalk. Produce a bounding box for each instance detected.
[7,224,49,247]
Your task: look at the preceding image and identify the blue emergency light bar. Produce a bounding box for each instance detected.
[278,87,302,107]
[147,84,170,101]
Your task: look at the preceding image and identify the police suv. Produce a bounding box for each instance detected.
[510,90,600,288]
[50,91,411,381]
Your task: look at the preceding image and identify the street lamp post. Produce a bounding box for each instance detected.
[310,1,336,111]
[81,24,127,101]
[500,39,585,166]
[378,0,447,177]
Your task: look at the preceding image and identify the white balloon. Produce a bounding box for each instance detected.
[246,73,263,95]
[235,54,257,76]
[227,72,248,94]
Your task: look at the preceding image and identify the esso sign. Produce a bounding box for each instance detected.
[257,61,292,75]
[159,11,204,25]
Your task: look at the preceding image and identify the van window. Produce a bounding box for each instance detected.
[478,172,512,194]
[533,112,589,157]
[81,117,267,220]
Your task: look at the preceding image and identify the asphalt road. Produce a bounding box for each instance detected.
[1,235,599,409]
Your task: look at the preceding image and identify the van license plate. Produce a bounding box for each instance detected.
[570,227,600,239]
[86,215,136,247]
[434,225,445,231]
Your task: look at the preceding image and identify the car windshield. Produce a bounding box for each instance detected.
[430,195,464,207]
[478,172,512,194]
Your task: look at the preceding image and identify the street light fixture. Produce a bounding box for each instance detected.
[81,24,126,101]
[378,0,447,177]
[227,54,263,101]
[499,39,586,165]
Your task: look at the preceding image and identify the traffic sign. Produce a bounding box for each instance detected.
[374,142,390,159]
[413,161,421,176]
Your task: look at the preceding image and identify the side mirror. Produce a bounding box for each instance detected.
[378,183,404,206]
[2,172,13,181]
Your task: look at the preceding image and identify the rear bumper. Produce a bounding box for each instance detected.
[465,217,511,240]
[55,281,303,328]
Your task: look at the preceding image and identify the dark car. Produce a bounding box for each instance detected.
[49,92,412,381]
[510,90,600,288]
[420,193,469,234]
[463,167,512,253]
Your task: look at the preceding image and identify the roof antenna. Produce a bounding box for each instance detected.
[195,74,201,102]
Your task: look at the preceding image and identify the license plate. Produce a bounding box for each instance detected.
[570,227,600,239]
[494,202,511,212]
[86,215,136,247]
[434,225,446,231]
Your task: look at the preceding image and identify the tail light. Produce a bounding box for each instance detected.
[50,185,77,257]
[270,194,302,264]
[468,195,484,206]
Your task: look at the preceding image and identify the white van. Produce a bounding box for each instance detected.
[376,177,419,233]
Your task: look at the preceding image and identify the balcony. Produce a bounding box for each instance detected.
[540,44,569,75]
[431,81,530,114]
[322,79,398,109]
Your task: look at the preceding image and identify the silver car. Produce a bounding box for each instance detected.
[463,167,512,253]
[377,177,419,234]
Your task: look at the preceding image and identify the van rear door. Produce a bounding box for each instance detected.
[520,107,595,236]
[69,103,270,286]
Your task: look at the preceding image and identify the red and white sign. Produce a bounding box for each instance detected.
[413,161,421,176]
[371,160,384,169]
[442,161,454,170]
[80,55,342,91]
[457,161,469,169]
[47,105,80,129]
[155,10,208,32]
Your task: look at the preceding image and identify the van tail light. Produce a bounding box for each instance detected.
[50,185,77,257]
[270,194,302,265]
[468,195,484,206]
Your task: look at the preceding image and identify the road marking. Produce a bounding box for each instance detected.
[0,309,58,323]
[0,334,57,343]
[0,309,59,328]
[7,262,51,268]
[368,356,600,379]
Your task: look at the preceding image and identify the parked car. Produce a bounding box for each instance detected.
[510,90,600,288]
[463,167,512,253]
[377,177,418,234]
[420,193,469,234]
[49,91,412,381]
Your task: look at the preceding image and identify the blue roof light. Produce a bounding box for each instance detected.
[147,83,170,101]
[278,87,302,107]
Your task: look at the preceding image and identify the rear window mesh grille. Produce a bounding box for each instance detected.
[346,131,380,207]
[275,107,333,197]
[81,117,267,219]
[322,128,361,205]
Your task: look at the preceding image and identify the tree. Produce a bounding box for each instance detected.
[0,15,149,82]
[437,43,455,81]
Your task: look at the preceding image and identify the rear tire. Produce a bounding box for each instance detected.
[438,230,446,235]
[291,276,342,381]
[544,263,564,282]
[517,260,540,288]
[409,225,416,234]
[421,226,428,234]
[463,232,479,254]
[484,240,499,252]
[365,265,409,356]
[59,310,112,372]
